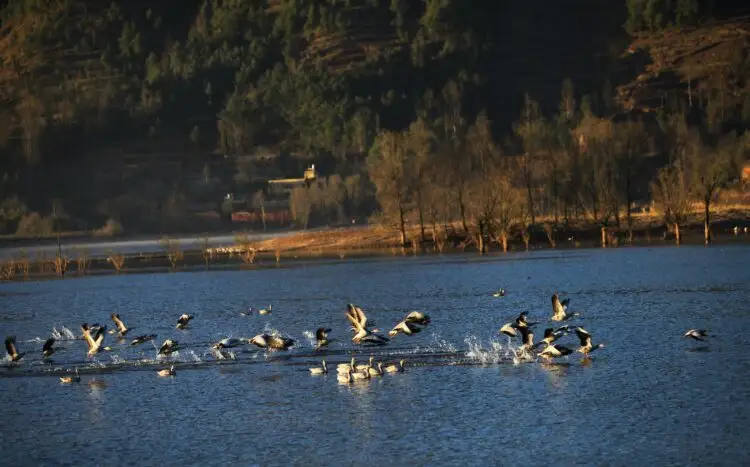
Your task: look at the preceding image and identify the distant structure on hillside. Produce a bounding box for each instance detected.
[227,164,318,227]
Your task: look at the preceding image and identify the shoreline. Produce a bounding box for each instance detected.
[1,217,749,282]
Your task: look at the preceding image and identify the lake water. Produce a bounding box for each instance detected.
[2,246,750,466]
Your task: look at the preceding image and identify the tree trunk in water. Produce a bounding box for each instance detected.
[600,226,607,248]
[477,221,484,255]
[458,193,469,234]
[417,189,426,243]
[398,200,407,248]
[674,223,681,245]
[704,198,711,245]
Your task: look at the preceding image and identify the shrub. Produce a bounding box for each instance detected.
[15,212,54,236]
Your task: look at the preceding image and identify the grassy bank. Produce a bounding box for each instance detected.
[1,208,749,282]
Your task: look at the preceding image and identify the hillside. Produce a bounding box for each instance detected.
[0,0,748,241]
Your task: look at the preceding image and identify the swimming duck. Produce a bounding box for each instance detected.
[683,329,713,341]
[81,324,111,358]
[574,327,604,356]
[158,339,179,355]
[345,304,389,345]
[355,356,375,372]
[109,313,130,337]
[493,289,506,297]
[176,314,193,330]
[309,360,328,375]
[60,368,80,384]
[551,293,578,322]
[337,357,356,374]
[367,362,384,377]
[42,337,57,358]
[130,334,157,346]
[5,336,24,362]
[337,368,354,384]
[258,305,272,316]
[157,365,176,377]
[351,368,371,381]
[384,360,405,373]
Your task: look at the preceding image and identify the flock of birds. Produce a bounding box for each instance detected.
[3,292,714,385]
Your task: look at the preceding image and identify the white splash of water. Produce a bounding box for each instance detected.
[464,336,515,365]
[51,326,77,340]
[109,354,127,365]
[302,330,316,347]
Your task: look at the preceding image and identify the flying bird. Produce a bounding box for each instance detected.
[176,314,193,330]
[42,337,57,358]
[403,311,431,326]
[539,342,574,360]
[574,327,604,356]
[5,336,24,362]
[159,339,179,355]
[683,329,713,341]
[249,333,295,351]
[345,304,389,345]
[314,327,332,349]
[551,293,578,322]
[130,334,157,346]
[81,324,111,358]
[109,313,130,337]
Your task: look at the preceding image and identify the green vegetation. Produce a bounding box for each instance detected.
[0,0,748,246]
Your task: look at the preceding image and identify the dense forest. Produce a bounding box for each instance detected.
[0,0,749,245]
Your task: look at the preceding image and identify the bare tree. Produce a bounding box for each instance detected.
[513,94,545,226]
[368,130,410,246]
[406,118,435,243]
[576,116,619,247]
[690,132,742,244]
[614,119,648,242]
[651,160,692,245]
[290,186,312,229]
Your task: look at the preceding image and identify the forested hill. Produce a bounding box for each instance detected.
[0,0,749,237]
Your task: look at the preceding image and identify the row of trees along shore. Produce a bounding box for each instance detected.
[359,78,749,251]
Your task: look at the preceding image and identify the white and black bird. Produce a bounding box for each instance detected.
[249,333,295,351]
[515,311,538,328]
[574,327,604,356]
[518,326,535,351]
[539,342,574,360]
[5,336,24,362]
[42,337,57,358]
[176,314,193,330]
[60,368,80,384]
[130,334,157,346]
[314,327,332,349]
[212,337,247,350]
[109,313,130,337]
[81,324,111,358]
[683,329,713,341]
[536,326,570,348]
[345,303,389,345]
[389,320,422,337]
[551,293,578,322]
[499,322,519,338]
[159,339,179,355]
[403,311,431,326]
[157,365,176,377]
[258,305,272,316]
